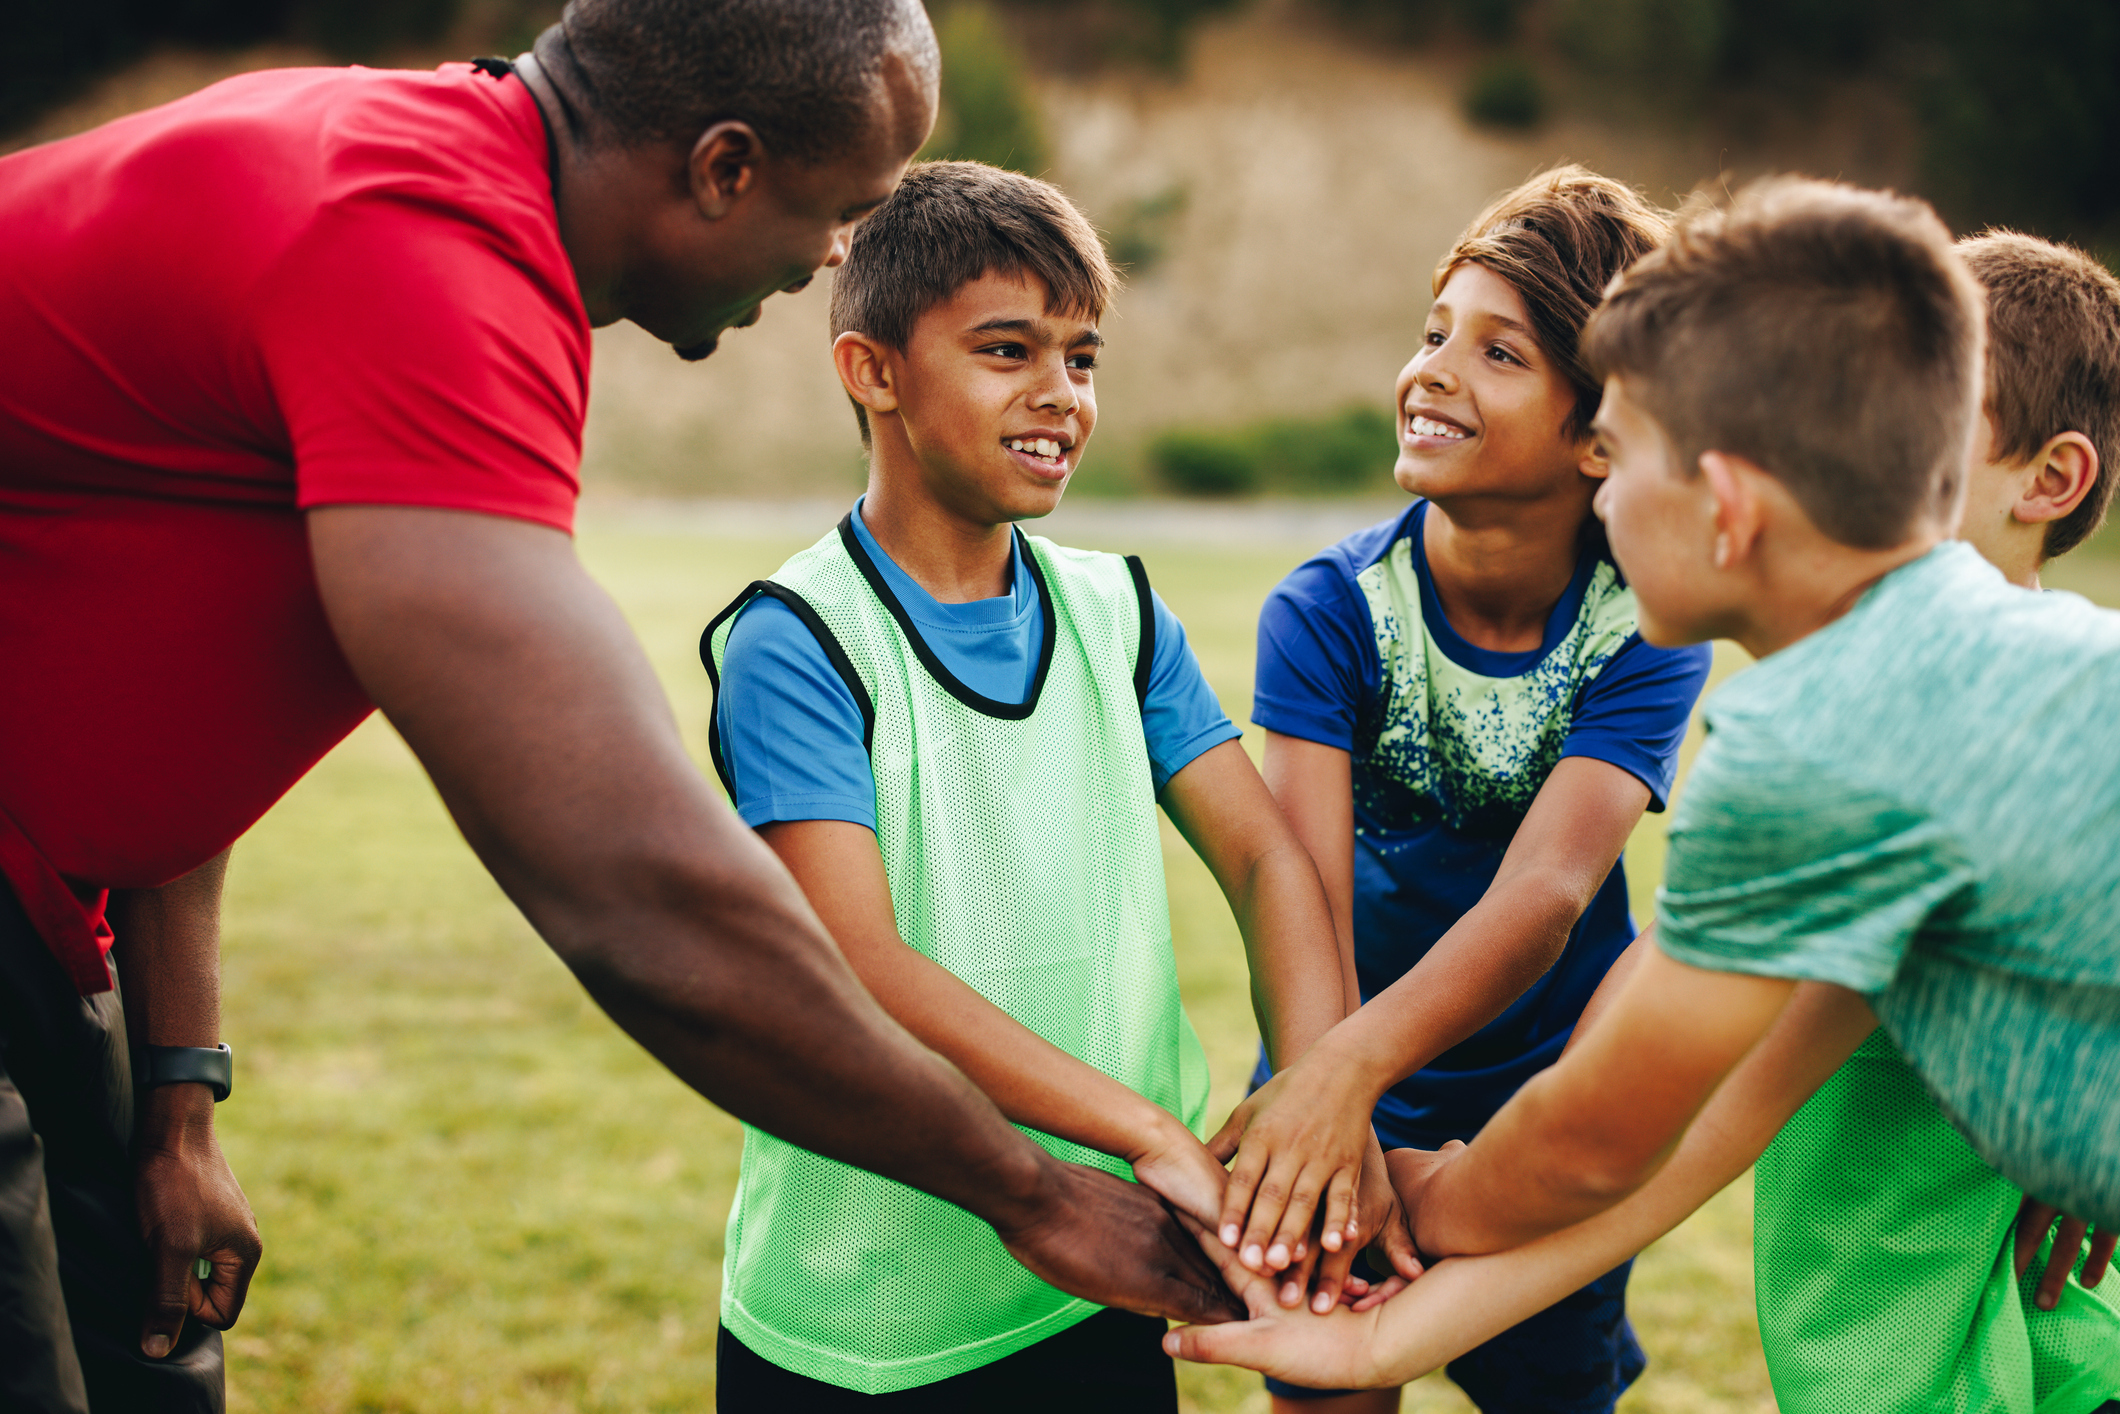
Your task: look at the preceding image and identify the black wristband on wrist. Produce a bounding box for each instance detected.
[135,1043,232,1103]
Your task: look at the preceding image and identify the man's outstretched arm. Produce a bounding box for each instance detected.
[307,505,1238,1322]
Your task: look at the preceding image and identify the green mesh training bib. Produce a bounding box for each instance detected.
[701,517,1211,1393]
[1754,1029,2120,1413]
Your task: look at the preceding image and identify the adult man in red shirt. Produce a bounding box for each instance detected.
[0,2,1237,1408]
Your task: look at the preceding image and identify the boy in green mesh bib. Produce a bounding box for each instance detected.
[699,162,1368,1409]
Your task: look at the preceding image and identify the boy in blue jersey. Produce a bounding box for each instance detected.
[700,162,1378,1410]
[1213,167,1712,1414]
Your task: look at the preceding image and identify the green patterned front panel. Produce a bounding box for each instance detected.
[1354,534,1638,839]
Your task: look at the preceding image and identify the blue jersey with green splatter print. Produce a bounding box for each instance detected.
[1252,501,1710,1144]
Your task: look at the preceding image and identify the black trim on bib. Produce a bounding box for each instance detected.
[835,513,1056,722]
[1123,555,1154,711]
[700,581,877,795]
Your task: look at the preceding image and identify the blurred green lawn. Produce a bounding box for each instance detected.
[213,519,2120,1413]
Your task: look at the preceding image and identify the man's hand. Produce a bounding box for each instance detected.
[1208,1055,1375,1277]
[1159,1212,1390,1388]
[990,1161,1243,1324]
[133,1085,261,1357]
[2015,1196,2115,1310]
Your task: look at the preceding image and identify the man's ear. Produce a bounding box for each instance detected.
[689,122,764,219]
[833,331,900,419]
[2014,431,2100,526]
[1698,451,1768,570]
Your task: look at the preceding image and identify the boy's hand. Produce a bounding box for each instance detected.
[1130,1116,1233,1229]
[1160,1211,1392,1390]
[1208,1057,1376,1278]
[1383,1140,1467,1247]
[2014,1196,2115,1310]
[1270,1138,1423,1313]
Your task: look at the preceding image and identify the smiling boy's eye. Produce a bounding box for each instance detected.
[1487,343,1520,365]
[1067,352,1098,371]
[1424,328,1445,347]
[980,342,1027,359]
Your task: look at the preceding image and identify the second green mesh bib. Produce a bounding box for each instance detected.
[702,519,1211,1393]
[1755,1029,2120,1413]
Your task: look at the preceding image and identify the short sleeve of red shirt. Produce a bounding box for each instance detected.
[254,73,586,527]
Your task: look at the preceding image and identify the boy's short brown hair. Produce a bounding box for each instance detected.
[1959,231,2120,559]
[1583,178,1986,550]
[830,161,1116,443]
[1436,165,1672,442]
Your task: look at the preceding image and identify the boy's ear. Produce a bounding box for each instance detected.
[1578,440,1612,481]
[2013,431,2100,527]
[833,330,901,419]
[1698,451,1769,570]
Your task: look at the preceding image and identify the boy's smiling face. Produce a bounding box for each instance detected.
[1394,262,1596,505]
[841,270,1100,525]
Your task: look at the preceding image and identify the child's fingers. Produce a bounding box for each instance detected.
[2085,1230,2115,1288]
[2037,1215,2091,1310]
[1266,1165,1332,1273]
[1307,1233,1358,1314]
[1217,1145,1269,1256]
[2014,1197,2059,1279]
[1237,1155,1300,1272]
[1318,1167,1359,1255]
[1276,1240,1323,1310]
[1347,1273,1411,1312]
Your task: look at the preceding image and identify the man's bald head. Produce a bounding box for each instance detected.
[544,0,938,163]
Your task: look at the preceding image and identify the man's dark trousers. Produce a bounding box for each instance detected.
[0,879,223,1412]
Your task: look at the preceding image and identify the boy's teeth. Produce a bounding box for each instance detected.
[1411,416,1466,440]
[1008,438,1064,460]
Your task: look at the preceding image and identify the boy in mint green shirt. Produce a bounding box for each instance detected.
[700,161,1372,1408]
[1746,229,2120,1414]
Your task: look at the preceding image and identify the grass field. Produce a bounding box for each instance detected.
[211,517,2120,1413]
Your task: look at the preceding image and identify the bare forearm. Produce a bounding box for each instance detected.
[840,928,1183,1160]
[1327,883,1581,1098]
[1235,841,1355,1069]
[109,850,230,1053]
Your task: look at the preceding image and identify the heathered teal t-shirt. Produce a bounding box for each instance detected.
[1657,542,2120,1225]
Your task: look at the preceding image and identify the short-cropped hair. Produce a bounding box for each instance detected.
[830,161,1117,443]
[1959,231,2120,559]
[556,0,936,163]
[1583,178,1986,550]
[1436,166,1672,442]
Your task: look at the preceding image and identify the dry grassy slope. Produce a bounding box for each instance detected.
[581,4,1917,498]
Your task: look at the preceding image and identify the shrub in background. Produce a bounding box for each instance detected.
[1464,53,1543,127]
[1150,406,1399,497]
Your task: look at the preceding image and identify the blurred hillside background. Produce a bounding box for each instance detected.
[9,0,2116,500]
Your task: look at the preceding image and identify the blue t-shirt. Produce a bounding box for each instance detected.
[717,500,1241,831]
[1252,501,1711,1145]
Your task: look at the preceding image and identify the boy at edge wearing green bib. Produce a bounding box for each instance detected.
[700,162,1386,1409]
[1159,183,2120,1407]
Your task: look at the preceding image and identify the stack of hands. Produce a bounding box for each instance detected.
[1123,1072,2117,1393]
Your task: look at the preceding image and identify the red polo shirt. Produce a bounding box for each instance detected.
[0,63,590,990]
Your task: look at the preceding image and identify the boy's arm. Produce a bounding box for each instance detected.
[1400,944,1799,1255]
[1167,979,1876,1388]
[107,849,263,1360]
[1162,739,1413,1309]
[759,818,1230,1224]
[1216,753,1650,1272]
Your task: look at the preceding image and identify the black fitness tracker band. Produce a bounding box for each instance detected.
[135,1043,233,1103]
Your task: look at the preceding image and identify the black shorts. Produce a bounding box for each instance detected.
[716,1306,1175,1412]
